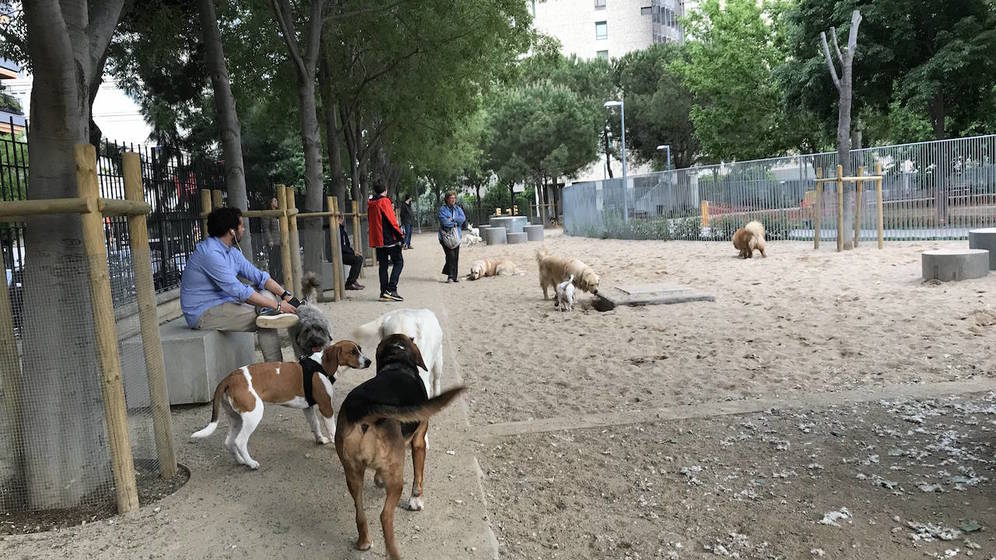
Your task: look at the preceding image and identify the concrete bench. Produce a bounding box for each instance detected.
[484,227,507,245]
[969,228,996,270]
[121,317,256,407]
[507,232,527,244]
[523,224,544,241]
[922,249,990,282]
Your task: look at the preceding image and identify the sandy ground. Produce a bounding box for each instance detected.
[2,228,995,559]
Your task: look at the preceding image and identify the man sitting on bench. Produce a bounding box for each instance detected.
[180,207,299,362]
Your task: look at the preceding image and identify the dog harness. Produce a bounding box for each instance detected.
[300,357,332,407]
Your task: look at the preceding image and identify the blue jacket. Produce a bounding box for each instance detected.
[180,236,270,327]
[437,204,466,241]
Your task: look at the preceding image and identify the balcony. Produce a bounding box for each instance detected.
[0,58,18,80]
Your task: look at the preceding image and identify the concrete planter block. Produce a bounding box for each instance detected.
[484,227,507,245]
[507,232,528,244]
[523,224,544,242]
[968,228,996,270]
[489,216,528,233]
[121,317,256,407]
[922,249,990,282]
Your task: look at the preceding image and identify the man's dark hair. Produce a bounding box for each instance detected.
[374,180,388,195]
[207,207,243,238]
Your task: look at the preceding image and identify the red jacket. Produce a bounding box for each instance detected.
[367,195,403,248]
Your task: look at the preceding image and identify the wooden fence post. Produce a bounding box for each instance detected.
[876,161,884,249]
[836,164,844,252]
[277,185,293,291]
[75,144,139,513]
[0,250,22,486]
[814,167,822,250]
[286,188,302,296]
[211,189,223,210]
[123,152,177,479]
[854,166,864,247]
[200,189,212,239]
[328,197,344,302]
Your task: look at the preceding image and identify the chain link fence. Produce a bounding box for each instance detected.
[564,135,996,242]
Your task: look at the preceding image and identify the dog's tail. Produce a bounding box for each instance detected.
[745,220,765,240]
[301,271,321,302]
[535,246,549,265]
[359,386,466,424]
[352,314,386,345]
[190,377,231,439]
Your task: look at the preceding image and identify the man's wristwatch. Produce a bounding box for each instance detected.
[281,290,292,300]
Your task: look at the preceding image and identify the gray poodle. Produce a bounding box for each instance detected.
[289,272,333,358]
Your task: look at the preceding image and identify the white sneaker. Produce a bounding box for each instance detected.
[255,310,299,329]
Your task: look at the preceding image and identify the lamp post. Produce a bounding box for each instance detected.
[656,144,671,173]
[604,100,627,222]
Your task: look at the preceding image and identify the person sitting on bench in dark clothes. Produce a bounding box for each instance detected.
[339,215,365,290]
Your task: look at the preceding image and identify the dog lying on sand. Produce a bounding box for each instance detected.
[466,258,523,280]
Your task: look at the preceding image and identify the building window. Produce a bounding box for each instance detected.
[595,21,607,40]
[597,50,609,60]
[595,0,606,9]
[641,6,652,15]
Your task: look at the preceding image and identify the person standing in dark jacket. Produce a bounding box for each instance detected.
[400,194,415,249]
[367,181,404,301]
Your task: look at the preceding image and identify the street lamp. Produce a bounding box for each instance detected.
[656,144,671,173]
[604,100,627,222]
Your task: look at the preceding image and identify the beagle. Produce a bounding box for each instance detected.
[190,340,372,469]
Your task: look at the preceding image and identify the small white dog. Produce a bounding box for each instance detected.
[461,227,483,247]
[554,274,576,311]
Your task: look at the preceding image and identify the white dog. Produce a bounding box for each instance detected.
[461,227,484,247]
[554,275,576,311]
[352,308,444,398]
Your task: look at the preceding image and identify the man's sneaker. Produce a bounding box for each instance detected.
[379,293,393,302]
[388,291,404,302]
[255,309,299,329]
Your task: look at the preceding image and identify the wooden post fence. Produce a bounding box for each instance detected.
[285,188,302,296]
[76,144,140,513]
[277,185,294,292]
[328,197,345,302]
[876,161,884,249]
[836,164,845,252]
[200,189,212,238]
[814,167,823,250]
[123,152,177,478]
[854,166,864,248]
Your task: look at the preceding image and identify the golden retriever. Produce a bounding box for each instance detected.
[733,220,767,258]
[466,258,522,280]
[535,248,600,299]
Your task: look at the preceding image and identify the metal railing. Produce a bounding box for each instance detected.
[563,134,996,242]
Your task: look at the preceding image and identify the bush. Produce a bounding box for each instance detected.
[671,217,702,240]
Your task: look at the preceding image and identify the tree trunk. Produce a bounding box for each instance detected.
[929,93,946,140]
[475,184,482,226]
[318,55,346,212]
[198,0,252,261]
[294,81,325,277]
[19,0,126,509]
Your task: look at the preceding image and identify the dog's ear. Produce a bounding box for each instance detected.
[404,337,429,372]
[321,343,341,371]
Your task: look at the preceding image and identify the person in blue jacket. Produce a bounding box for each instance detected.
[437,191,466,283]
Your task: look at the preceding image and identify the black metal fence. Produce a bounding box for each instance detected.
[1,123,223,332]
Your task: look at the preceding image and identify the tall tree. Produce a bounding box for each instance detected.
[198,0,252,258]
[20,0,127,509]
[269,0,328,282]
[614,43,698,169]
[673,0,798,162]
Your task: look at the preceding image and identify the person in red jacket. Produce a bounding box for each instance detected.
[367,180,405,301]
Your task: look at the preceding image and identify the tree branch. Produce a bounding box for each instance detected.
[820,31,842,91]
[829,26,843,63]
[87,0,128,71]
[270,0,307,76]
[845,9,862,64]
[302,0,325,73]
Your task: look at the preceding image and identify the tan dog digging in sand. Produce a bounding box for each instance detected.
[466,258,523,280]
[335,334,465,560]
[536,247,599,299]
[733,220,767,258]
[190,340,372,469]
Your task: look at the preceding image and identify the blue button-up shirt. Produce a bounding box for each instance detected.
[180,237,270,327]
